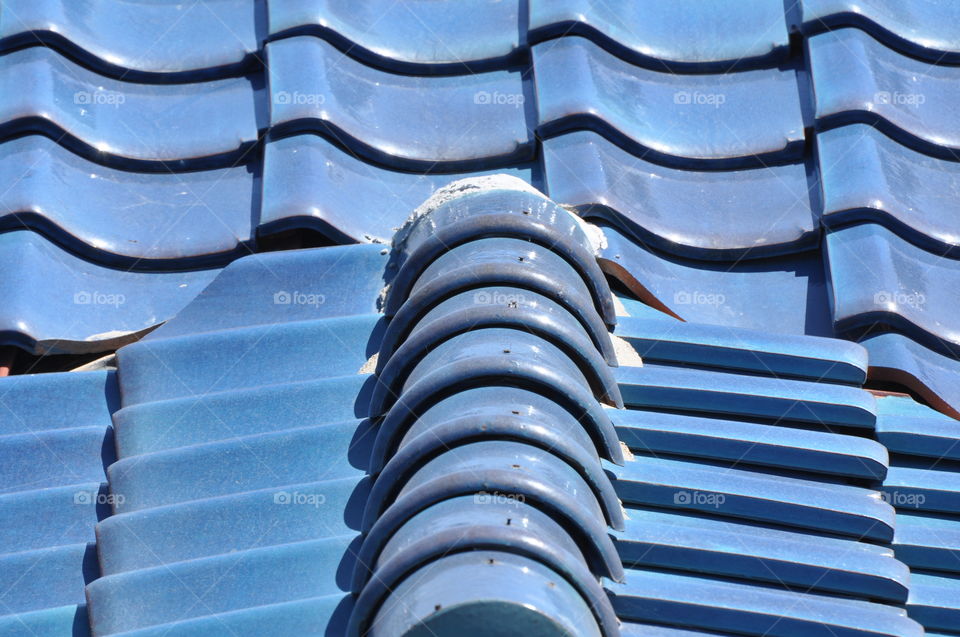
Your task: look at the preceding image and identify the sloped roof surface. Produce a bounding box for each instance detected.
[1,1,960,636]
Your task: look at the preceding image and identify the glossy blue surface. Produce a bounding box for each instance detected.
[543,131,818,260]
[267,36,534,170]
[810,28,960,160]
[818,124,960,256]
[534,36,805,168]
[268,0,520,72]
[529,0,790,70]
[0,0,262,80]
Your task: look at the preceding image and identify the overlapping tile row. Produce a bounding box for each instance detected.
[0,0,267,353]
[874,394,960,633]
[807,12,960,420]
[586,293,921,635]
[86,243,389,636]
[0,370,117,636]
[349,178,625,636]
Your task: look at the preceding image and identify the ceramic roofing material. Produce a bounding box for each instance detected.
[0,0,262,81]
[818,124,960,256]
[802,0,960,62]
[528,0,791,71]
[0,135,255,267]
[0,370,116,637]
[268,0,521,72]
[810,27,960,160]
[542,131,819,260]
[534,36,805,169]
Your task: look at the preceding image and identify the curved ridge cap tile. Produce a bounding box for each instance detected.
[386,182,615,323]
[0,46,261,169]
[268,0,519,71]
[613,315,868,384]
[597,224,834,337]
[818,125,960,256]
[826,223,960,355]
[0,0,260,80]
[0,136,254,266]
[543,132,818,260]
[141,243,388,342]
[810,28,960,159]
[617,508,909,602]
[533,36,805,169]
[612,409,888,480]
[368,356,624,465]
[610,568,924,637]
[378,286,616,367]
[0,231,218,355]
[363,424,623,530]
[350,469,625,591]
[267,36,534,170]
[616,364,877,428]
[372,326,620,415]
[613,457,896,541]
[862,332,960,421]
[802,0,960,61]
[260,135,536,244]
[347,528,617,637]
[529,0,789,70]
[367,551,606,637]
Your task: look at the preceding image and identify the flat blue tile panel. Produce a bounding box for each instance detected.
[0,135,255,267]
[0,45,262,169]
[0,0,261,80]
[529,0,790,70]
[261,134,537,243]
[906,572,960,633]
[826,222,960,355]
[267,36,534,170]
[543,131,818,260]
[818,124,960,256]
[894,512,960,573]
[802,0,960,62]
[876,395,960,460]
[600,224,832,337]
[0,231,218,354]
[534,36,805,169]
[268,0,520,72]
[810,28,960,160]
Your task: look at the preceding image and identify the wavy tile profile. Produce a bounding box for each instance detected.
[529,0,791,70]
[268,0,521,72]
[826,222,960,355]
[544,131,818,259]
[819,124,960,256]
[802,0,960,62]
[534,36,805,168]
[0,135,255,266]
[810,28,960,160]
[267,36,534,170]
[260,134,537,243]
[0,231,219,354]
[0,45,262,169]
[0,0,262,80]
